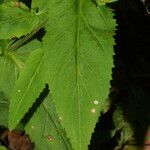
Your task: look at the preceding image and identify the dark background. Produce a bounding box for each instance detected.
[90,0,150,149]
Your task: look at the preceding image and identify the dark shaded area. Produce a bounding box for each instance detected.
[32,28,46,42]
[0,85,49,150]
[21,84,49,126]
[89,107,118,150]
[19,0,32,9]
[0,127,8,146]
[115,0,150,147]
[8,27,46,51]
[90,0,150,149]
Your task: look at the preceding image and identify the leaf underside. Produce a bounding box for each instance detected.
[43,1,116,149]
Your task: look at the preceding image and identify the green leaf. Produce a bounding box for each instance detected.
[0,91,9,126]
[25,94,72,150]
[9,48,45,129]
[43,1,116,150]
[0,40,42,127]
[0,2,40,39]
[0,50,18,97]
[0,40,42,97]
[96,0,118,6]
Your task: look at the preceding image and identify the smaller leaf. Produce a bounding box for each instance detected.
[9,48,45,129]
[0,2,40,39]
[0,40,42,97]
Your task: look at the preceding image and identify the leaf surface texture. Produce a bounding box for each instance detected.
[43,1,116,149]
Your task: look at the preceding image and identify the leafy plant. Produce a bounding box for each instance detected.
[0,0,117,149]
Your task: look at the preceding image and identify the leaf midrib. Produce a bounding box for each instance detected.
[42,102,72,150]
[75,0,83,149]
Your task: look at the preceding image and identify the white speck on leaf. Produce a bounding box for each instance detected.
[18,89,21,92]
[59,116,62,120]
[93,100,99,105]
[91,108,96,113]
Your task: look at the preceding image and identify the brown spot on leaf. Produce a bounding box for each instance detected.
[47,135,53,142]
